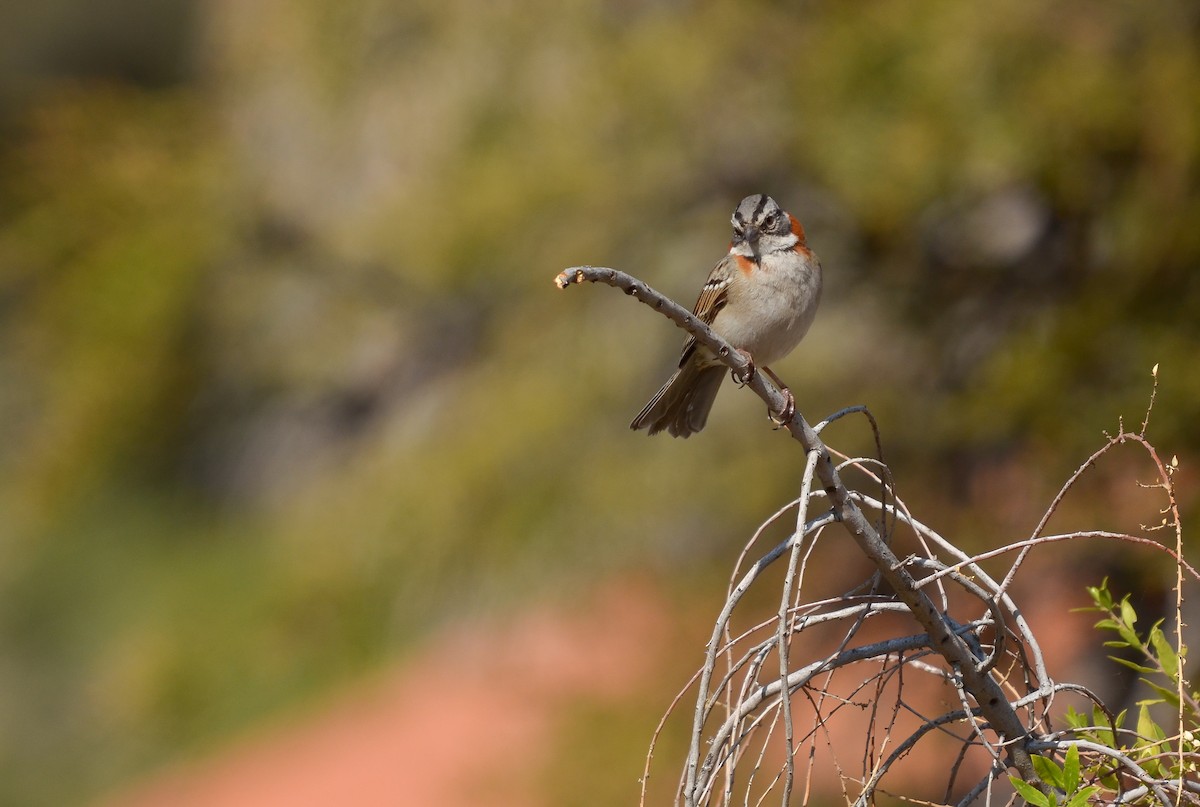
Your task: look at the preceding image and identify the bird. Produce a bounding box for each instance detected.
[630,194,822,437]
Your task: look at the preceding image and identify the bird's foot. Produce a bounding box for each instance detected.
[769,387,796,428]
[762,366,795,428]
[731,349,756,386]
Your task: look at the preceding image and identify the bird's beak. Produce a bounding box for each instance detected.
[734,225,759,245]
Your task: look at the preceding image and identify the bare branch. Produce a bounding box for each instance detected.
[556,265,1042,795]
[558,267,1194,806]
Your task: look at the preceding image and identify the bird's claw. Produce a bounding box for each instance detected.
[731,349,756,387]
[769,388,796,428]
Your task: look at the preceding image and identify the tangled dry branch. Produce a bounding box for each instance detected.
[555,266,1197,806]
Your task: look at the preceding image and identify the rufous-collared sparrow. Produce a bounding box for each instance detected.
[630,194,822,437]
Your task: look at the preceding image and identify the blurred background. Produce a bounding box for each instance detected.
[0,0,1197,804]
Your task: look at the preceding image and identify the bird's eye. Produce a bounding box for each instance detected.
[762,213,777,229]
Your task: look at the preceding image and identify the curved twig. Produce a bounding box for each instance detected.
[1031,739,1175,806]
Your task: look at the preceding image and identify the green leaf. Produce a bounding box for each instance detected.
[1136,705,1167,743]
[1032,754,1065,789]
[1063,706,1088,729]
[1116,624,1142,648]
[1149,625,1179,678]
[1064,785,1101,807]
[1081,706,1119,747]
[1062,744,1080,793]
[1108,656,1155,674]
[1120,598,1138,628]
[1105,710,1126,747]
[1141,680,1181,708]
[1135,705,1168,777]
[1010,776,1053,807]
[1088,580,1113,609]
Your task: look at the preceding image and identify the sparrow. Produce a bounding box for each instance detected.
[630,194,822,437]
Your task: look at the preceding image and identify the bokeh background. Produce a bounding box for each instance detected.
[1,0,1197,805]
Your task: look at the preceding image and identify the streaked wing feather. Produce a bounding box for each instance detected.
[678,273,729,365]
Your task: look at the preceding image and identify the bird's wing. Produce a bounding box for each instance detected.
[678,256,734,366]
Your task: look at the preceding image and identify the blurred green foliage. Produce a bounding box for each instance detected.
[0,0,1197,804]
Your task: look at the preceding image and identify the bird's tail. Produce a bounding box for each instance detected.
[630,362,726,437]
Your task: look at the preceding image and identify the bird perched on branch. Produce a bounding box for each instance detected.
[631,194,822,437]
